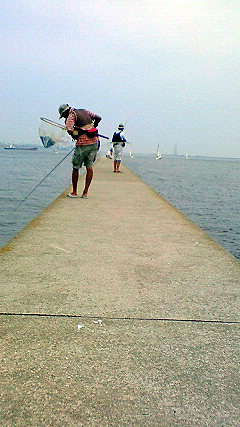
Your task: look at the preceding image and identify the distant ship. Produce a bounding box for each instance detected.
[4,144,37,151]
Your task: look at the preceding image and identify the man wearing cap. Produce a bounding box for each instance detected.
[111,124,127,173]
[58,104,101,198]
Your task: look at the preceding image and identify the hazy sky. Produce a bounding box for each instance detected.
[1,0,240,156]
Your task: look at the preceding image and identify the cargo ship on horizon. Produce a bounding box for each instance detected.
[4,144,37,151]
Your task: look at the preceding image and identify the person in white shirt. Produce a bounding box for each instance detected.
[111,124,127,173]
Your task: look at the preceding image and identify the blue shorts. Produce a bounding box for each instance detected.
[72,144,98,169]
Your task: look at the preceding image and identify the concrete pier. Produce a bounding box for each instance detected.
[1,158,239,426]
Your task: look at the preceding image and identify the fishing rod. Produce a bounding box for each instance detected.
[123,116,132,127]
[10,147,75,214]
[11,135,110,214]
[40,117,109,139]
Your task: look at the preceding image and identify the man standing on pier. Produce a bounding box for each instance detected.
[58,104,101,199]
[111,123,127,173]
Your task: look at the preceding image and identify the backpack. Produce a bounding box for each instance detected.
[112,131,123,142]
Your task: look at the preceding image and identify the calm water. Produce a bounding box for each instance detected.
[0,149,239,260]
[0,148,73,247]
[123,154,240,260]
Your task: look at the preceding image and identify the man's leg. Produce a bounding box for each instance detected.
[71,168,79,195]
[116,161,122,172]
[82,167,93,197]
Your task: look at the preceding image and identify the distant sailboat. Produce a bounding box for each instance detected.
[129,148,133,158]
[156,144,161,159]
[185,152,189,159]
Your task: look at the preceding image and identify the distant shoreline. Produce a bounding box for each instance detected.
[122,153,240,160]
[0,144,239,160]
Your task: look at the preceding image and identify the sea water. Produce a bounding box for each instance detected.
[0,148,73,247]
[123,154,240,260]
[0,149,239,260]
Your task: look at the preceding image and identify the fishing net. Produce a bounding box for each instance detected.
[39,118,72,148]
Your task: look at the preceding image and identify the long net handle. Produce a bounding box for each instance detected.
[40,117,67,130]
[40,117,109,139]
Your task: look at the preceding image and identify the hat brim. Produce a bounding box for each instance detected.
[59,106,69,119]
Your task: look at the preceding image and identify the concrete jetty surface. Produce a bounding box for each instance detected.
[1,158,239,426]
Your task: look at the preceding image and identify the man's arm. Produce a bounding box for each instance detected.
[65,110,76,137]
[121,132,127,142]
[88,111,102,127]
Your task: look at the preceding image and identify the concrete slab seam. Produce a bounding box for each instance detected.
[0,312,239,325]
